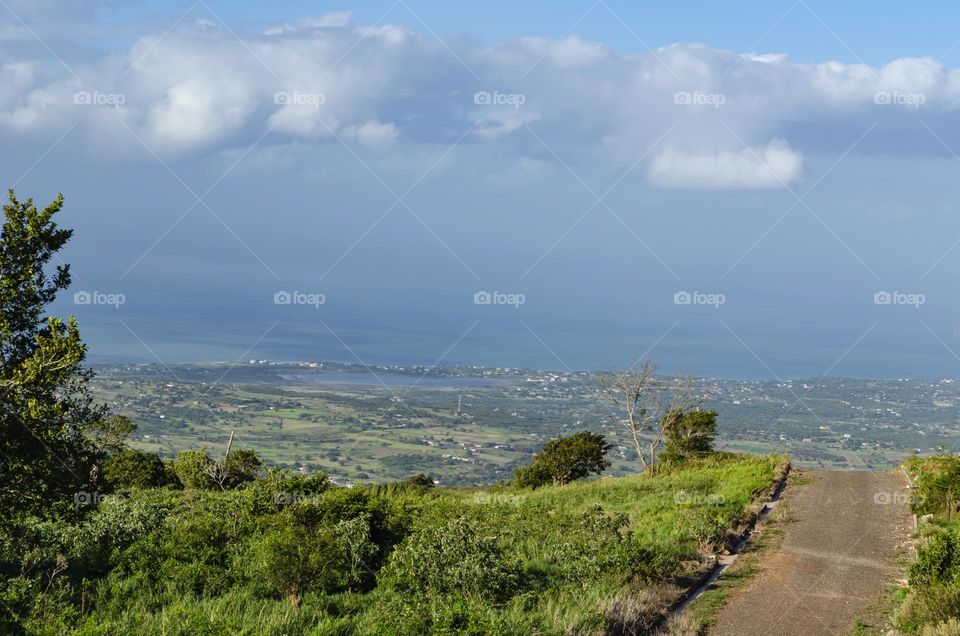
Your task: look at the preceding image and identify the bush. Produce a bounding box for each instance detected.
[660,410,718,464]
[911,456,960,516]
[898,585,960,633]
[910,527,960,588]
[514,431,611,488]
[254,522,351,600]
[172,449,214,490]
[381,517,520,601]
[102,450,174,490]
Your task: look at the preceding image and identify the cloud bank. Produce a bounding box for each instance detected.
[3,10,960,189]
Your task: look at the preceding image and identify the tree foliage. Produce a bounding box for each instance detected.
[660,410,718,464]
[102,449,175,489]
[0,190,106,519]
[513,431,611,488]
[172,447,263,491]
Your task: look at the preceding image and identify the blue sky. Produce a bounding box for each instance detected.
[62,1,960,66]
[5,1,960,378]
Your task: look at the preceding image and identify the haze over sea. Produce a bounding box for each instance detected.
[70,285,952,379]
[12,2,960,381]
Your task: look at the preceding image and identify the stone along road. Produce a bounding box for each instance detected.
[710,470,913,636]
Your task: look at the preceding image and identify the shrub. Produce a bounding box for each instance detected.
[911,456,960,516]
[660,410,718,464]
[254,522,350,600]
[898,585,960,633]
[910,527,960,588]
[381,517,520,601]
[514,431,611,488]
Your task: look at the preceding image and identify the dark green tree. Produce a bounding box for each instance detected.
[102,449,175,489]
[221,448,263,487]
[660,410,718,464]
[0,190,106,519]
[405,473,435,488]
[514,431,612,488]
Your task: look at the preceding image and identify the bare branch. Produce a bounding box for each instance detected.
[595,362,707,472]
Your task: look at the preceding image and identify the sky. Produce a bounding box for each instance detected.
[4,0,960,378]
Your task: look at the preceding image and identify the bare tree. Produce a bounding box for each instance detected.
[595,362,705,472]
[204,430,235,491]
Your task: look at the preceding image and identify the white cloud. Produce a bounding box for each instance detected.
[265,12,353,35]
[341,120,399,145]
[648,139,803,189]
[547,35,609,69]
[4,14,960,187]
[473,109,541,141]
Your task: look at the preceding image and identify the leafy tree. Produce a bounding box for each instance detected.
[0,190,106,519]
[514,431,611,488]
[220,448,262,487]
[172,448,213,490]
[173,447,263,491]
[102,449,174,489]
[661,410,718,464]
[87,414,136,455]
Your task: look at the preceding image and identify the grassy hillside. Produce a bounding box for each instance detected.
[894,456,960,634]
[3,453,785,635]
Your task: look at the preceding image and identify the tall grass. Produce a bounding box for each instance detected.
[16,454,784,635]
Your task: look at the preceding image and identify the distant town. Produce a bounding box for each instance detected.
[90,361,960,485]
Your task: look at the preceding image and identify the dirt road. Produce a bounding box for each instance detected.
[709,471,913,635]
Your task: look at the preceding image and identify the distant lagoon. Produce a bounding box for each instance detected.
[277,372,512,388]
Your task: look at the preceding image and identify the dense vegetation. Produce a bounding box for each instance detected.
[2,452,784,634]
[898,456,960,634]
